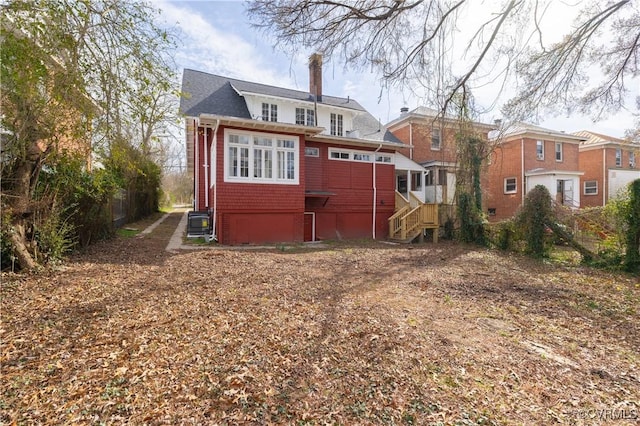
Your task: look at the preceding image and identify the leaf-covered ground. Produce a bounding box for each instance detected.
[2,211,639,425]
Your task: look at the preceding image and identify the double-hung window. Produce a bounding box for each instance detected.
[584,180,598,195]
[431,128,441,150]
[630,152,636,168]
[330,113,343,136]
[226,130,298,184]
[536,140,544,160]
[504,177,517,194]
[555,142,563,162]
[615,148,622,167]
[261,103,278,122]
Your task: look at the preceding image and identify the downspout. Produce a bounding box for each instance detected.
[194,118,200,210]
[409,122,413,160]
[521,138,525,204]
[204,127,209,208]
[372,143,383,239]
[602,148,606,205]
[209,119,220,242]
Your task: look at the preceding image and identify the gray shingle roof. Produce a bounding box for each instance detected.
[180,68,402,145]
[180,69,366,117]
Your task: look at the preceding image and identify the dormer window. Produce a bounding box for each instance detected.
[296,108,315,126]
[330,113,343,136]
[262,103,277,122]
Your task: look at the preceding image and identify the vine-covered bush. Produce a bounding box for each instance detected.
[515,185,553,257]
[601,179,640,272]
[624,179,640,272]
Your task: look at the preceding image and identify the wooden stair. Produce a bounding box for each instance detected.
[388,192,439,243]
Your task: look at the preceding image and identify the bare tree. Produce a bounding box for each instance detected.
[247,0,639,121]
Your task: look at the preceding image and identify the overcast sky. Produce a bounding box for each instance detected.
[159,0,638,138]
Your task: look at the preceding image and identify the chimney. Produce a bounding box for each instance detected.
[309,53,323,102]
[400,107,409,116]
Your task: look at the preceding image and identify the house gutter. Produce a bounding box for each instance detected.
[372,143,383,239]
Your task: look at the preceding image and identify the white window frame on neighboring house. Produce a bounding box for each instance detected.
[630,151,636,168]
[555,142,563,162]
[536,140,544,160]
[615,148,622,167]
[431,128,441,150]
[504,177,517,194]
[584,180,598,195]
[224,129,298,184]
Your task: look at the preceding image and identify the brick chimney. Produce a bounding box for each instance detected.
[309,53,323,102]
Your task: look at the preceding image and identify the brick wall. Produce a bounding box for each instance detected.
[522,138,580,172]
[390,121,459,164]
[579,149,604,207]
[485,140,523,221]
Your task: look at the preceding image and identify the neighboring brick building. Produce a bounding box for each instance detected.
[485,123,586,221]
[575,131,640,207]
[386,107,493,204]
[180,55,404,245]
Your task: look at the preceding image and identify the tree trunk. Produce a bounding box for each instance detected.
[7,219,37,270]
[4,144,44,270]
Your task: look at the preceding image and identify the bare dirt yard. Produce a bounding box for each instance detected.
[2,211,639,425]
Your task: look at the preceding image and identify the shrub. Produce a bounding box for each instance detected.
[515,185,553,257]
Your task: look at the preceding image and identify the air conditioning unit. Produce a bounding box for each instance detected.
[187,211,211,238]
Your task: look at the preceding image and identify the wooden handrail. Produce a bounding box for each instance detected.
[395,191,410,210]
[388,202,440,240]
[388,205,410,238]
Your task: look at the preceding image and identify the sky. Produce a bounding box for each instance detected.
[157,0,638,139]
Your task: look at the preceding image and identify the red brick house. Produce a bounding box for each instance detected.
[485,123,586,221]
[386,107,494,205]
[180,55,406,245]
[574,130,640,207]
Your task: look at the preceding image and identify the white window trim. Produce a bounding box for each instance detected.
[223,128,299,185]
[615,148,622,167]
[630,152,636,168]
[504,177,517,194]
[584,180,598,195]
